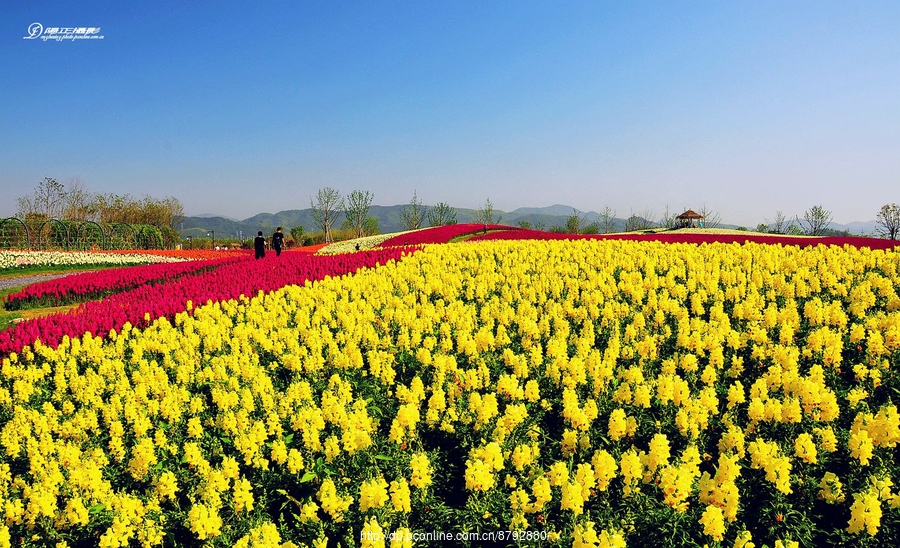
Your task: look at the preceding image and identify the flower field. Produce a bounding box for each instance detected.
[3,257,245,311]
[0,249,411,357]
[469,227,900,251]
[1,237,899,547]
[377,224,515,247]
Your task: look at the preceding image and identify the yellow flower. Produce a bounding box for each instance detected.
[699,505,726,541]
[409,453,432,489]
[359,476,389,512]
[187,503,222,540]
[848,487,882,535]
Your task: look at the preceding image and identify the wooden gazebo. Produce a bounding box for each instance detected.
[676,209,705,228]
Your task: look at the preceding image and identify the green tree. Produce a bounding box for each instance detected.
[624,210,654,232]
[290,225,305,245]
[797,204,833,236]
[363,216,380,236]
[400,190,427,230]
[475,198,501,225]
[427,202,457,227]
[345,190,373,238]
[310,187,344,243]
[565,209,587,234]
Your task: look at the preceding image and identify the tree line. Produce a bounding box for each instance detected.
[307,187,505,243]
[306,187,900,241]
[15,177,184,230]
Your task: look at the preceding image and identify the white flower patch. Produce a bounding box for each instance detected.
[317,231,419,255]
[0,251,188,270]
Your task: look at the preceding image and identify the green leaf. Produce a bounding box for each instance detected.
[89,504,106,514]
[299,471,317,483]
[373,454,392,461]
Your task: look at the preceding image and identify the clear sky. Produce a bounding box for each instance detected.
[2,1,899,226]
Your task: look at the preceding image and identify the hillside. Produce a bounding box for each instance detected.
[179,204,879,239]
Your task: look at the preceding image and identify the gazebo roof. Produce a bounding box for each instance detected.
[676,209,705,220]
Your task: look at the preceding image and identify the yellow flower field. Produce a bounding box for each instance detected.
[1,239,899,547]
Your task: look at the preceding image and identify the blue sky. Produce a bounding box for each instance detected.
[2,1,899,226]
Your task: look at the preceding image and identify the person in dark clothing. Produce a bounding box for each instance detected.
[254,231,266,259]
[272,227,285,257]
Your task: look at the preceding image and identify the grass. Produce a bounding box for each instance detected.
[0,286,24,331]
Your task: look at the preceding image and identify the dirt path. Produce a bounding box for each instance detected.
[0,272,90,291]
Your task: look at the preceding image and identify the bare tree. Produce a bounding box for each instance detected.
[659,205,677,229]
[766,211,788,234]
[474,198,501,225]
[698,203,721,228]
[310,187,344,243]
[62,177,91,221]
[624,210,655,232]
[797,204,833,236]
[17,177,66,220]
[400,190,428,230]
[427,202,457,227]
[876,203,900,240]
[344,190,373,238]
[599,206,617,234]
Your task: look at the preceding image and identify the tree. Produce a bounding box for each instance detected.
[698,203,721,228]
[62,177,91,221]
[517,220,533,229]
[400,190,428,230]
[599,206,617,234]
[310,187,344,243]
[290,225,305,245]
[624,210,655,232]
[475,198,501,225]
[876,203,900,240]
[659,205,677,229]
[427,202,457,227]
[582,222,600,235]
[17,177,66,220]
[797,204,833,236]
[363,216,380,236]
[755,223,769,233]
[565,209,587,234]
[766,211,788,234]
[344,190,373,238]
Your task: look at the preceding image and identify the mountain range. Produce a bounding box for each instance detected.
[178,204,882,240]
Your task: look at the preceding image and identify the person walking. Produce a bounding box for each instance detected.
[254,231,266,259]
[272,226,285,257]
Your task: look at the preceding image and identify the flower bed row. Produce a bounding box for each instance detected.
[3,256,245,311]
[111,249,249,260]
[468,228,900,250]
[0,250,188,271]
[317,232,416,254]
[0,248,413,356]
[377,224,516,246]
[1,240,899,547]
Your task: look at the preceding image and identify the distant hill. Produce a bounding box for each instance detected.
[179,204,881,240]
